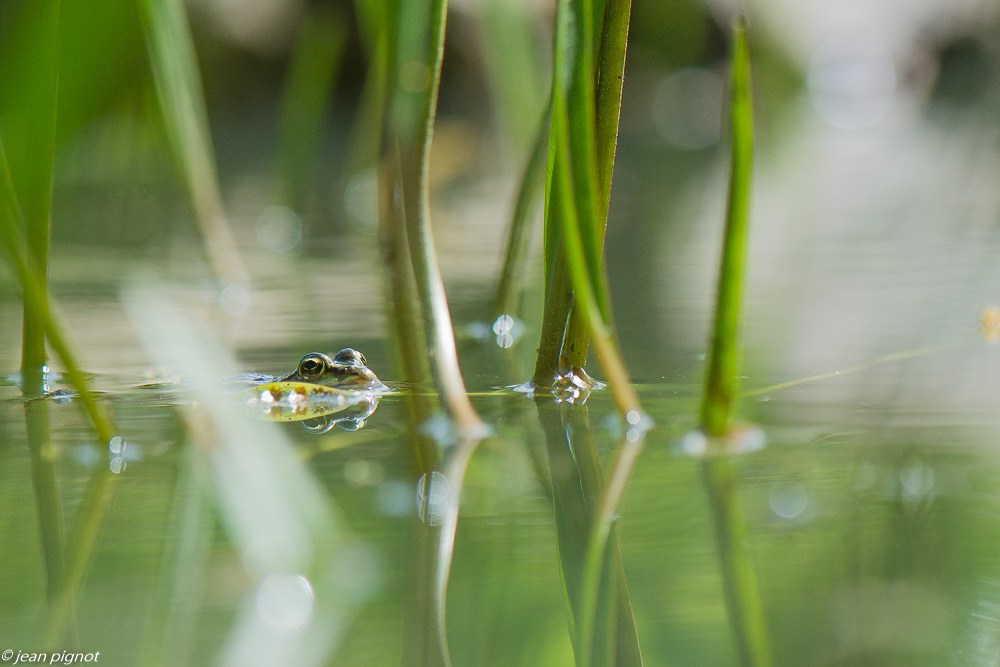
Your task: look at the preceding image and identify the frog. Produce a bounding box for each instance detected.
[232,349,387,392]
[238,349,389,427]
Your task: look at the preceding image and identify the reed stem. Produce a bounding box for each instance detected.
[697,18,772,666]
[138,0,246,285]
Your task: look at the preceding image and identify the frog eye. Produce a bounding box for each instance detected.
[334,348,366,366]
[298,353,328,381]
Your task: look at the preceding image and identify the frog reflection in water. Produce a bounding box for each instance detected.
[241,349,390,431]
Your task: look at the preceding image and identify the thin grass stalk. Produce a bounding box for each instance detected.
[0,138,121,647]
[561,0,630,369]
[6,0,65,605]
[550,98,640,416]
[276,7,346,211]
[491,107,549,321]
[17,0,60,401]
[530,0,574,385]
[698,18,772,667]
[0,143,115,444]
[700,16,753,436]
[563,0,607,317]
[395,0,484,434]
[531,243,573,384]
[138,0,246,284]
[344,0,391,178]
[377,146,437,470]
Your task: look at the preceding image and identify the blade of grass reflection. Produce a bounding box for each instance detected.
[535,400,642,666]
[432,436,483,667]
[23,401,65,602]
[137,442,211,666]
[697,18,772,667]
[137,0,247,285]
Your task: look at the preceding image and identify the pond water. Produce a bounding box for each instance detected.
[4,24,1000,667]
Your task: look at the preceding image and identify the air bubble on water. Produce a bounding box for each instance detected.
[769,481,809,519]
[416,471,449,526]
[108,436,128,474]
[492,314,524,348]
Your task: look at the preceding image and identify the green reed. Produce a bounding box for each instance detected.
[698,18,772,666]
[0,0,63,606]
[277,6,347,212]
[0,136,124,647]
[491,109,548,322]
[371,2,495,664]
[531,0,641,419]
[138,0,246,285]
[376,0,483,435]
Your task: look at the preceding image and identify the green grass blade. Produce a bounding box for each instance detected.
[0,0,61,396]
[0,135,122,646]
[700,16,754,437]
[137,0,246,284]
[0,142,116,445]
[385,0,484,434]
[559,0,631,369]
[479,0,546,151]
[276,7,347,211]
[492,108,549,321]
[697,18,773,667]
[550,91,641,417]
[0,0,65,605]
